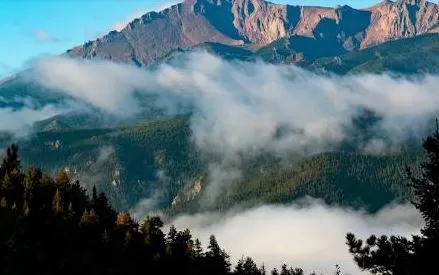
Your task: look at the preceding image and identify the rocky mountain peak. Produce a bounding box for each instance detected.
[66,0,438,66]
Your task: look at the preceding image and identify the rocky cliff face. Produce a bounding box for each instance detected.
[67,0,438,65]
[363,0,438,47]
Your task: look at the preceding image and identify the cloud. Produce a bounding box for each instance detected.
[112,1,181,32]
[33,29,60,43]
[0,105,60,137]
[30,52,439,156]
[7,49,432,274]
[168,200,422,275]
[96,146,116,164]
[29,52,439,200]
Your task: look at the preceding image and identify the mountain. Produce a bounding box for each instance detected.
[160,33,439,74]
[306,33,439,74]
[0,117,421,213]
[67,0,438,66]
[1,0,437,215]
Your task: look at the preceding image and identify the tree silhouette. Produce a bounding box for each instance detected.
[346,122,439,275]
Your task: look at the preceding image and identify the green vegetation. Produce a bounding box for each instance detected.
[346,124,439,275]
[1,35,437,214]
[1,117,419,215]
[255,35,346,64]
[307,34,439,74]
[0,144,326,275]
[169,152,420,214]
[159,33,439,75]
[9,119,204,210]
[0,124,438,274]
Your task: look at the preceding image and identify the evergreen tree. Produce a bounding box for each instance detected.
[79,209,90,227]
[194,238,203,258]
[235,257,245,274]
[101,229,110,248]
[0,144,330,275]
[346,122,439,275]
[0,197,7,208]
[167,225,177,244]
[23,200,30,216]
[89,208,99,223]
[68,201,74,214]
[52,189,64,214]
[23,168,42,202]
[56,170,70,187]
[408,127,439,240]
[0,144,20,179]
[91,185,98,204]
[206,235,231,274]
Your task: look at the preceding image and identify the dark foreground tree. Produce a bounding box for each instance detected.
[346,123,439,275]
[0,144,314,275]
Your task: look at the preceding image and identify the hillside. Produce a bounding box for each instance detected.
[307,33,439,74]
[0,116,421,214]
[0,0,437,215]
[169,151,421,215]
[5,119,203,210]
[158,33,439,74]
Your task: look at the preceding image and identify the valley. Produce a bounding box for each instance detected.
[1,1,439,274]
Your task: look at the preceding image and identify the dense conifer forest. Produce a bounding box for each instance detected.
[1,124,438,275]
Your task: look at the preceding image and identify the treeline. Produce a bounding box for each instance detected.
[0,145,318,275]
[346,124,439,275]
[16,118,420,214]
[170,152,419,215]
[2,123,439,275]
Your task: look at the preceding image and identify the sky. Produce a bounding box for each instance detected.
[0,0,378,78]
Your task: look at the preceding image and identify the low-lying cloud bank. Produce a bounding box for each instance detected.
[21,52,439,200]
[0,43,431,275]
[169,200,422,275]
[0,105,60,136]
[29,52,439,157]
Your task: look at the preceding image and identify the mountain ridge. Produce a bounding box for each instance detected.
[67,0,438,66]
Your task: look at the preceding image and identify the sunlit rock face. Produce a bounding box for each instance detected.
[66,0,438,65]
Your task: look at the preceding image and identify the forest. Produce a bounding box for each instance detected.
[1,123,439,275]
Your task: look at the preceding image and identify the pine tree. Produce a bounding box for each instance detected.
[89,208,99,223]
[260,264,267,275]
[52,189,64,214]
[346,121,439,275]
[23,168,42,201]
[56,170,70,187]
[79,209,90,227]
[68,201,74,213]
[91,185,98,204]
[280,264,289,275]
[23,200,30,216]
[0,197,7,208]
[206,235,231,274]
[408,125,439,239]
[194,238,203,258]
[115,212,133,228]
[235,257,244,274]
[242,257,259,275]
[0,144,20,179]
[101,229,110,248]
[141,216,165,254]
[167,225,177,243]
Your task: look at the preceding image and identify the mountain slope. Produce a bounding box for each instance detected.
[306,33,439,74]
[67,0,438,66]
[169,151,421,215]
